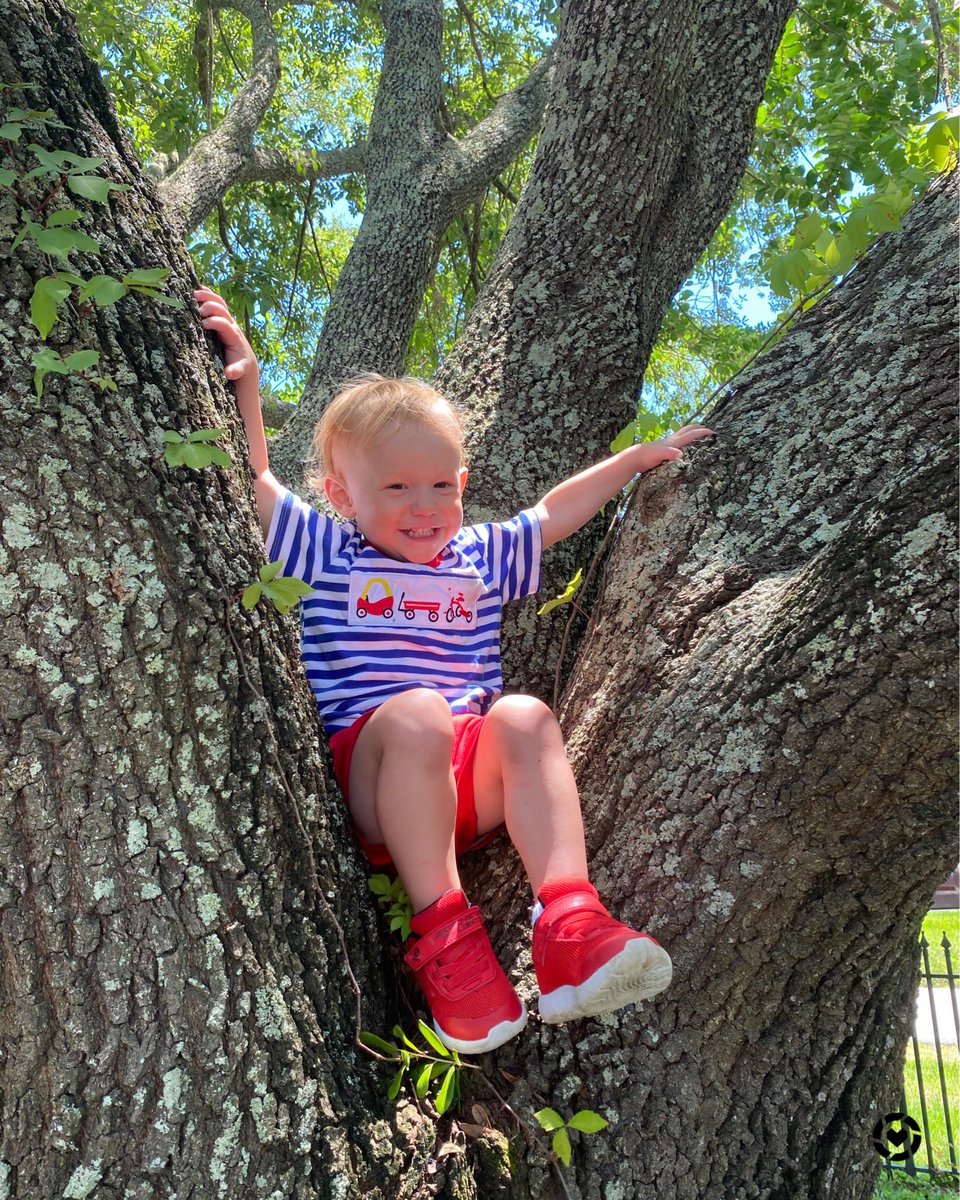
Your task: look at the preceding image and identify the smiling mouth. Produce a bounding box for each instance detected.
[402,528,439,539]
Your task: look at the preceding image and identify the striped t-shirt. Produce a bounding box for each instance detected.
[266,488,543,735]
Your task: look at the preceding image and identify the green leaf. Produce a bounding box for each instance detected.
[792,213,821,249]
[34,227,99,260]
[0,167,15,187]
[241,582,262,610]
[31,347,70,374]
[188,426,228,443]
[179,443,228,469]
[122,267,172,286]
[66,174,128,202]
[30,275,72,338]
[44,208,83,229]
[552,1127,572,1166]
[162,429,185,444]
[140,290,185,309]
[386,1067,405,1101]
[392,1026,420,1054]
[367,874,393,897]
[534,1108,566,1132]
[417,1020,450,1058]
[434,1065,457,1115]
[32,347,70,398]
[78,275,127,307]
[537,567,583,617]
[609,419,637,454]
[0,123,23,141]
[258,560,283,583]
[62,349,100,371]
[357,1030,399,1057]
[90,375,117,392]
[54,270,84,286]
[567,1110,608,1134]
[11,214,41,252]
[414,1063,433,1099]
[261,577,314,614]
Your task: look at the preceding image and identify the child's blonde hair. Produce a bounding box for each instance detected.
[305,373,464,488]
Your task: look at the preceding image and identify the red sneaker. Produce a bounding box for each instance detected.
[405,894,527,1054]
[533,886,672,1023]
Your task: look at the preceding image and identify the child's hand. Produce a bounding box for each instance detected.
[631,424,714,472]
[194,287,258,384]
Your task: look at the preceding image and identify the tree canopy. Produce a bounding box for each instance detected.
[72,0,957,427]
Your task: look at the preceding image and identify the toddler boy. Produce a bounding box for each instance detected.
[197,287,711,1054]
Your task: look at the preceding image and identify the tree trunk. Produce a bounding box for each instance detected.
[441,0,796,701]
[2,3,956,1199]
[0,5,445,1196]
[463,169,958,1199]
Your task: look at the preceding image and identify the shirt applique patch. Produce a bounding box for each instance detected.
[349,569,483,630]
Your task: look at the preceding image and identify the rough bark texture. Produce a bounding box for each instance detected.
[463,170,958,1200]
[158,0,281,235]
[2,2,957,1199]
[0,5,446,1196]
[440,0,797,702]
[269,4,552,487]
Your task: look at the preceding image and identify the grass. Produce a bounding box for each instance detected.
[873,1174,959,1199]
[921,912,960,988]
[902,1040,959,1172]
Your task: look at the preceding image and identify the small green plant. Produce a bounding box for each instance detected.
[162,427,232,469]
[368,873,414,939]
[31,346,114,398]
[534,1106,609,1167]
[241,560,314,615]
[2,99,184,396]
[359,1021,464,1113]
[537,567,583,617]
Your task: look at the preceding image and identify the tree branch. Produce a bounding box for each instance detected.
[236,142,367,185]
[368,0,444,166]
[435,50,553,218]
[158,0,281,233]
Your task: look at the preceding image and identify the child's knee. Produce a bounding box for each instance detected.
[488,695,561,753]
[376,688,454,755]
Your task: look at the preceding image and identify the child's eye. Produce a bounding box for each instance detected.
[386,483,406,490]
[434,481,453,489]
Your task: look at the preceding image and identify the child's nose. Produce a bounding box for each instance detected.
[410,490,437,515]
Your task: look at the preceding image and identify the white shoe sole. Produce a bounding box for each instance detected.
[538,937,673,1024]
[434,1003,528,1055]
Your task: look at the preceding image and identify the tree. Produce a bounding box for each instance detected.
[1,2,956,1200]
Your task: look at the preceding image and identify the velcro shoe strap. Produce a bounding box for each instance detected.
[538,891,610,930]
[404,906,484,971]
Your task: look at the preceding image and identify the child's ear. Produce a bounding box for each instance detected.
[324,474,355,518]
[458,467,468,495]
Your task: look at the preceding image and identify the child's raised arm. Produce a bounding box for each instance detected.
[195,287,284,539]
[534,425,713,550]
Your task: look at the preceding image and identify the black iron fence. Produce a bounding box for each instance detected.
[878,931,959,1181]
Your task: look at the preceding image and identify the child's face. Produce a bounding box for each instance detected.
[324,418,468,563]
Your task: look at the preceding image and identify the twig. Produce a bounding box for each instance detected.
[284,179,315,338]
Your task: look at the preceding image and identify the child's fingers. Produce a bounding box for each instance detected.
[193,286,224,304]
[200,313,240,340]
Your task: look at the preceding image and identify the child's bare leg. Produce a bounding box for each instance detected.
[472,695,588,893]
[347,688,460,912]
[473,694,672,1023]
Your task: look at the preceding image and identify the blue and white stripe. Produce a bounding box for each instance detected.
[266,489,542,734]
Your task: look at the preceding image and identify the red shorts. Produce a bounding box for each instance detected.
[327,707,501,868]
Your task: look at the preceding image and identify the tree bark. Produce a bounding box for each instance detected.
[0,5,444,1196]
[267,6,553,487]
[440,0,797,702]
[463,169,958,1200]
[2,3,956,1198]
